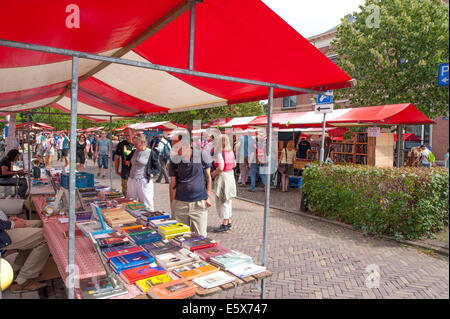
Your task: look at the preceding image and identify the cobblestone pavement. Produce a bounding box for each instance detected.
[3,159,448,299]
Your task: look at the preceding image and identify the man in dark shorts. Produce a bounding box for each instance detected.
[115,128,134,197]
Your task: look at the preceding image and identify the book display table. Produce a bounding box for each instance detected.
[30,184,272,299]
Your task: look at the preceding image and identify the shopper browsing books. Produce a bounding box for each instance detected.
[127,133,160,210]
[211,135,236,232]
[278,140,296,193]
[115,128,135,197]
[76,134,87,171]
[0,149,28,198]
[169,141,212,237]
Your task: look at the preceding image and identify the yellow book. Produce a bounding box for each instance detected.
[136,274,173,292]
[158,223,190,236]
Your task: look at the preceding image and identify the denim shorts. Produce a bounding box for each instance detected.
[98,154,109,168]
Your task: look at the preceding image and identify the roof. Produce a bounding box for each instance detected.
[0,0,353,121]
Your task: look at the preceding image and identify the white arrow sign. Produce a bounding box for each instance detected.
[315,103,333,114]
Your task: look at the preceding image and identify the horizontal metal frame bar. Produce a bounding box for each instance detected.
[0,39,332,96]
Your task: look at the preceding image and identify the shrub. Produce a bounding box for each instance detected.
[301,164,449,240]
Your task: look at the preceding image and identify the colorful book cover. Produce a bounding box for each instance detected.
[227,263,267,278]
[119,223,143,234]
[149,219,178,229]
[119,263,166,284]
[126,203,147,213]
[170,233,203,246]
[156,249,199,270]
[128,231,162,245]
[158,223,190,236]
[173,261,220,281]
[192,271,235,289]
[96,234,130,248]
[181,237,217,252]
[147,278,196,299]
[141,240,183,257]
[194,245,232,262]
[139,211,171,222]
[210,251,253,270]
[136,273,174,293]
[102,245,143,262]
[109,251,155,273]
[124,227,153,236]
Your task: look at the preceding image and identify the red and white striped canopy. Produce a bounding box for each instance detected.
[229,104,433,128]
[16,122,55,130]
[0,0,352,121]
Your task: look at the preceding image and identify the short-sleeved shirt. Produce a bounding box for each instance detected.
[116,140,134,179]
[0,158,12,178]
[421,149,431,164]
[297,140,311,159]
[97,138,111,156]
[129,149,151,180]
[62,136,70,149]
[169,156,211,202]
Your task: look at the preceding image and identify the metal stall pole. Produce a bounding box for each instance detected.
[261,87,274,299]
[67,56,79,299]
[109,116,113,189]
[26,113,32,220]
[188,0,197,71]
[319,113,327,163]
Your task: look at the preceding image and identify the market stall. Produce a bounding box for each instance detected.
[1,0,354,299]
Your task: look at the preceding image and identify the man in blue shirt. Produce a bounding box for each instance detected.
[236,133,255,186]
[169,141,212,237]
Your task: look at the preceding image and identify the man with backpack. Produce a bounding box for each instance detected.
[156,134,171,184]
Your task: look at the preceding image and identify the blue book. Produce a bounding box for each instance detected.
[139,211,171,223]
[109,251,155,273]
[129,231,163,245]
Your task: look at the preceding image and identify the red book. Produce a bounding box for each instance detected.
[119,264,166,285]
[102,245,144,262]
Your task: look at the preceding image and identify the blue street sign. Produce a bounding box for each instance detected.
[438,63,449,86]
[317,90,333,104]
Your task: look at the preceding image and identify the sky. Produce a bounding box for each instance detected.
[262,0,366,38]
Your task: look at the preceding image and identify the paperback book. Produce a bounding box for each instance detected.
[141,240,183,258]
[180,237,217,252]
[77,221,113,238]
[227,263,267,278]
[119,263,166,285]
[172,261,220,281]
[135,273,173,293]
[194,245,232,262]
[149,219,178,229]
[139,211,171,223]
[155,248,199,271]
[192,271,235,289]
[96,233,130,248]
[102,244,143,262]
[128,230,162,245]
[147,278,196,299]
[109,251,155,273]
[210,251,253,270]
[157,223,190,239]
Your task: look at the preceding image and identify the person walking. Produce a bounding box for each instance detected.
[91,134,99,167]
[61,132,70,169]
[236,133,254,186]
[278,140,296,192]
[211,135,236,232]
[76,134,87,171]
[111,136,119,162]
[156,134,171,184]
[43,134,55,168]
[96,131,111,178]
[169,140,212,237]
[56,133,64,162]
[127,133,159,210]
[115,128,135,197]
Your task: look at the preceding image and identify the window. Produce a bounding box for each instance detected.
[282,96,297,109]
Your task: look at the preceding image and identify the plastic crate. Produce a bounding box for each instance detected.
[289,176,302,188]
[60,172,95,189]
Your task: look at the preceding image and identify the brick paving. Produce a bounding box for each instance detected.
[2,159,448,299]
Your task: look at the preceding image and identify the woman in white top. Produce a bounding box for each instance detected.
[44,134,55,168]
[278,140,296,192]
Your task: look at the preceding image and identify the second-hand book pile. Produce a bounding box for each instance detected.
[79,200,266,300]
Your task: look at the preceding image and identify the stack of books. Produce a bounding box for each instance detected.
[119,263,166,285]
[101,208,137,228]
[157,223,190,239]
[195,245,232,262]
[155,248,199,271]
[127,230,162,245]
[147,278,197,299]
[96,233,130,249]
[141,240,184,258]
[209,251,253,270]
[99,189,123,200]
[139,211,171,224]
[102,244,143,262]
[125,203,148,217]
[172,261,220,280]
[171,234,217,252]
[148,219,178,229]
[109,251,155,273]
[192,271,235,289]
[135,273,174,293]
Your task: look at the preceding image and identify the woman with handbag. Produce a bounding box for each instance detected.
[278,140,296,192]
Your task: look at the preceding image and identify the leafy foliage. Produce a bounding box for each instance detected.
[332,0,449,117]
[301,164,449,240]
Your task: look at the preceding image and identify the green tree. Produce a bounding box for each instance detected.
[332,0,449,118]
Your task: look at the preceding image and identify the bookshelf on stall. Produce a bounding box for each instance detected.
[331,131,394,167]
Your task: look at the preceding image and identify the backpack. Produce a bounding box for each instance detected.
[160,140,171,160]
[427,152,435,163]
[145,149,160,182]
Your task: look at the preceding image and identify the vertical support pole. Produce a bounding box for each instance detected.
[26,113,32,220]
[67,56,79,300]
[429,124,433,152]
[109,116,113,189]
[319,113,327,163]
[396,125,404,167]
[261,87,273,299]
[421,125,425,145]
[188,0,196,71]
